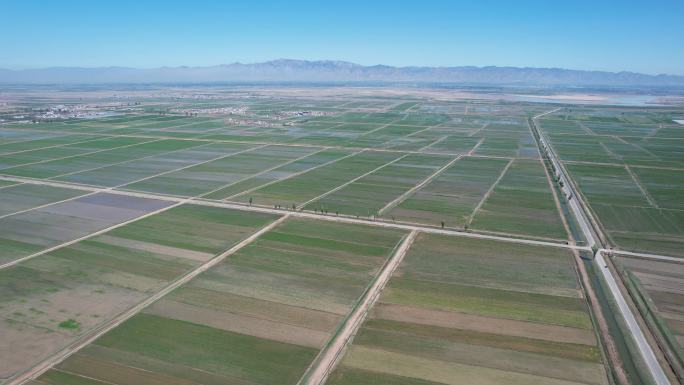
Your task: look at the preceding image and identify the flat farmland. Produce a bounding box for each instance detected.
[566,163,651,207]
[0,134,103,156]
[624,137,684,168]
[0,184,86,217]
[0,131,72,147]
[204,148,354,200]
[545,133,619,164]
[566,159,684,256]
[469,118,540,159]
[344,125,426,148]
[328,233,607,385]
[0,136,133,169]
[470,159,568,240]
[539,116,681,167]
[631,167,684,210]
[583,121,657,138]
[33,219,407,385]
[1,90,681,385]
[262,125,365,147]
[383,156,510,228]
[230,150,404,208]
[55,142,247,187]
[614,256,684,377]
[418,134,481,154]
[303,153,453,217]
[539,109,684,255]
[122,144,322,197]
[0,138,208,179]
[538,120,586,135]
[0,193,174,266]
[383,130,449,151]
[0,204,278,380]
[473,132,539,159]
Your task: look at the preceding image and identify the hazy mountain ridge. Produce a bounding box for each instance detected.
[1,59,683,86]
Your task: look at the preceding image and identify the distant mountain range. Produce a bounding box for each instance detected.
[1,59,683,86]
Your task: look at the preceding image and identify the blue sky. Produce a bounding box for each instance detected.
[2,0,683,74]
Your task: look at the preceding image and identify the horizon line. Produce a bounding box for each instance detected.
[1,59,683,77]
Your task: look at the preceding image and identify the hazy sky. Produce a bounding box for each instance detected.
[2,0,683,74]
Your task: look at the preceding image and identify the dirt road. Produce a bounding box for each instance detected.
[298,230,418,385]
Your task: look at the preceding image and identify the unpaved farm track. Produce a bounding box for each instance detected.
[298,230,418,385]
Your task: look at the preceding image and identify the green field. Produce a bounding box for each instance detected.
[384,156,510,228]
[232,150,404,207]
[471,159,567,240]
[3,89,682,385]
[328,233,606,385]
[304,153,452,216]
[614,256,684,378]
[35,219,406,385]
[556,125,684,256]
[0,98,588,244]
[0,205,278,380]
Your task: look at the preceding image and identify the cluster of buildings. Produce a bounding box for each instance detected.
[171,106,248,115]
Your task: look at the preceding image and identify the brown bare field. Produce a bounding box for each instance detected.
[373,303,597,345]
[342,346,600,385]
[168,286,342,332]
[146,299,329,348]
[96,235,214,262]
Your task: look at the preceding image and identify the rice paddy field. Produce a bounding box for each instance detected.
[0,86,682,385]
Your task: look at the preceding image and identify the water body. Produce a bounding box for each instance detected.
[511,93,666,106]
